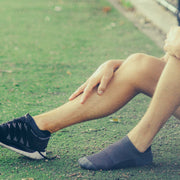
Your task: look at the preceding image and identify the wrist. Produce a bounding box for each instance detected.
[166,53,180,61]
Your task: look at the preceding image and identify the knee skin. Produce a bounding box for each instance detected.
[116,53,153,92]
[118,53,165,96]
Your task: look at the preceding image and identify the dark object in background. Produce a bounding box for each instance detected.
[157,0,180,25]
[177,0,180,25]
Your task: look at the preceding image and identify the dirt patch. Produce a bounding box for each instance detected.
[108,0,167,48]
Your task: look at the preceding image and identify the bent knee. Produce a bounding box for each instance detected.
[127,53,146,61]
[115,53,155,84]
[126,53,150,66]
[122,53,151,75]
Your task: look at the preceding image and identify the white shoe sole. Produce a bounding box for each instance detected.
[0,142,46,159]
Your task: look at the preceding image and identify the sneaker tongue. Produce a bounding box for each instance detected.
[25,114,50,138]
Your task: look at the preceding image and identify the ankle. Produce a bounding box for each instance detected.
[33,116,61,133]
[127,134,152,153]
[33,116,49,131]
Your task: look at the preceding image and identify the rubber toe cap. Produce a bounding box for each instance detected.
[78,157,97,170]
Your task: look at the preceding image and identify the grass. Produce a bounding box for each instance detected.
[119,0,134,11]
[0,0,179,179]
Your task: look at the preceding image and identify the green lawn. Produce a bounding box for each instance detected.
[0,0,179,179]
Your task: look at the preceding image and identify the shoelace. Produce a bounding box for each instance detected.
[38,151,57,160]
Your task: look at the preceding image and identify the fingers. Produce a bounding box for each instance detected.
[69,61,118,103]
[164,26,180,58]
[164,40,179,59]
[80,79,97,104]
[69,72,114,103]
[97,75,110,95]
[69,77,99,104]
[69,83,86,101]
[98,69,114,94]
[81,72,113,103]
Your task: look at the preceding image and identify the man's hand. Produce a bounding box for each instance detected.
[164,26,180,59]
[69,60,122,104]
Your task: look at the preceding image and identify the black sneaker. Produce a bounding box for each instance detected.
[0,114,51,159]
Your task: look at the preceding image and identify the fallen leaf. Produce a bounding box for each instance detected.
[109,118,120,123]
[102,6,111,13]
[54,6,62,12]
[66,70,71,75]
[68,173,77,177]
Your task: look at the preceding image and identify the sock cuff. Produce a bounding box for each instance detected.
[125,136,151,155]
[25,113,51,138]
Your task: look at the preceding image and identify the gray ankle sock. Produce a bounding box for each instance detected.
[78,136,153,170]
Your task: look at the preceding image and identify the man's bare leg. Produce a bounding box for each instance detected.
[128,55,180,152]
[1,53,178,165]
[1,53,165,160]
[33,54,166,133]
[78,55,180,170]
